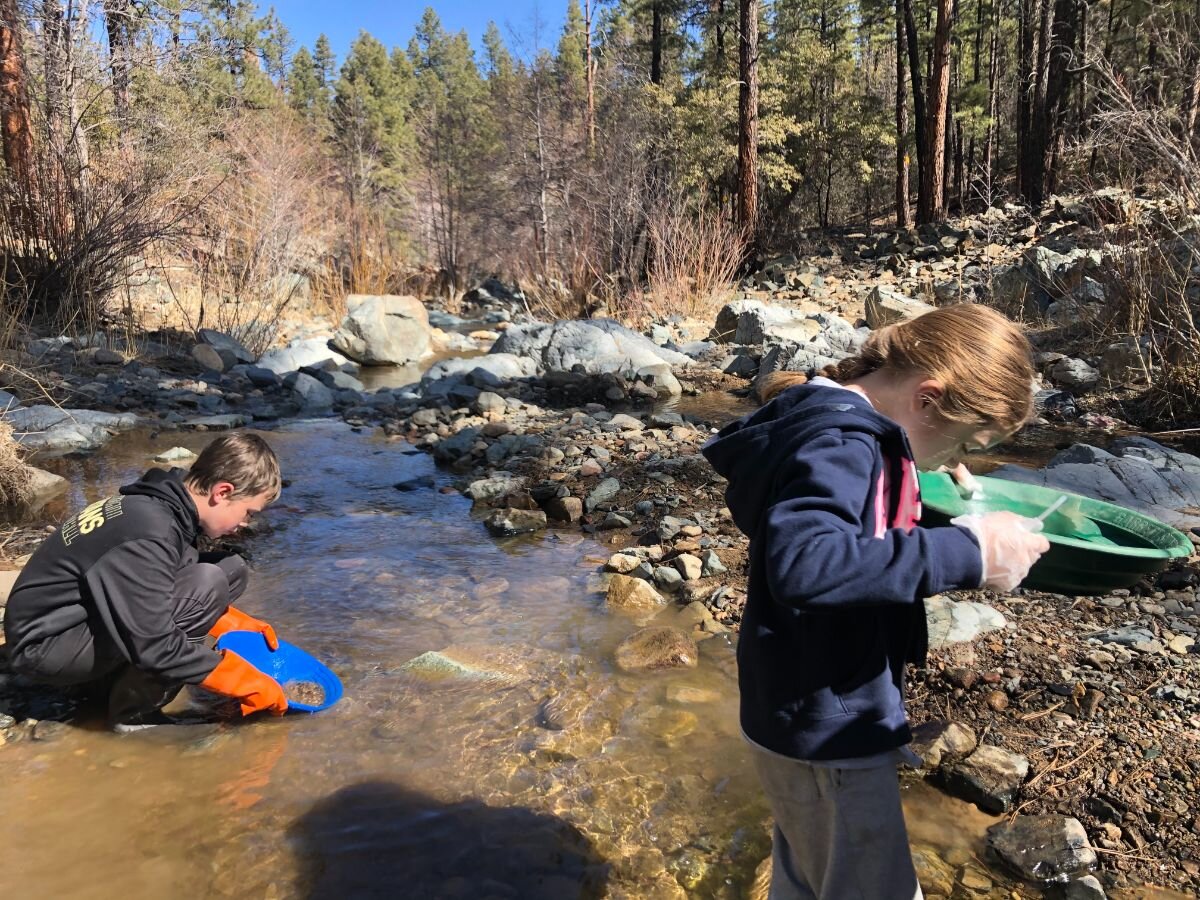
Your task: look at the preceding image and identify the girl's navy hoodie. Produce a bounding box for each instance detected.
[702,383,983,761]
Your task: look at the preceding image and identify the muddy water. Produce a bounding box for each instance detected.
[0,422,1080,898]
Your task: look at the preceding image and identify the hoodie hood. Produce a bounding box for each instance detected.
[120,468,201,543]
[702,383,909,539]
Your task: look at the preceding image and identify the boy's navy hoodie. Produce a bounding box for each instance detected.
[702,383,982,761]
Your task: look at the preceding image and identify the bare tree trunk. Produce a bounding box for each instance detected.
[895,0,910,228]
[102,0,134,135]
[902,0,928,216]
[919,0,952,222]
[43,0,68,155]
[982,2,999,194]
[0,0,34,211]
[737,0,759,248]
[712,0,726,65]
[585,0,596,151]
[1026,0,1078,207]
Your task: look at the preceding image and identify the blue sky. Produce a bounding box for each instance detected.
[269,0,570,66]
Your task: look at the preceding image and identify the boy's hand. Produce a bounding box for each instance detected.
[200,650,289,717]
[209,605,279,651]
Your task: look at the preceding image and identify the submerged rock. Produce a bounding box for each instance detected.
[614,626,699,672]
[606,574,667,616]
[400,643,555,686]
[483,508,547,537]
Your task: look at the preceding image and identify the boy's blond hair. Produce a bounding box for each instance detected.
[184,433,282,502]
[760,304,1036,432]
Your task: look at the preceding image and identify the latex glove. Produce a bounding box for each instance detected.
[951,511,1050,592]
[200,650,288,717]
[209,605,279,651]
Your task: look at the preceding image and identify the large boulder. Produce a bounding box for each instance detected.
[491,319,689,397]
[420,353,537,397]
[3,406,140,453]
[330,294,431,366]
[1099,336,1152,384]
[991,436,1200,530]
[865,286,935,328]
[941,744,1030,814]
[257,337,349,376]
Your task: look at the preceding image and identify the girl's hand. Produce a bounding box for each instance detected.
[951,511,1050,592]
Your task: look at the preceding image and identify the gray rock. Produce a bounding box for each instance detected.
[286,372,334,411]
[93,348,124,365]
[989,436,1200,530]
[432,427,481,463]
[987,815,1097,883]
[4,406,140,453]
[421,354,536,395]
[1089,625,1155,648]
[1099,336,1151,384]
[153,446,197,462]
[734,306,822,345]
[544,495,583,523]
[198,328,255,364]
[700,550,727,576]
[607,413,644,431]
[473,391,507,415]
[257,337,349,375]
[865,286,935,328]
[464,473,524,503]
[26,466,68,510]
[1064,876,1106,899]
[411,408,439,427]
[0,390,19,413]
[330,294,431,365]
[653,565,683,590]
[325,369,365,392]
[483,507,547,536]
[606,574,667,615]
[491,320,687,397]
[942,744,1030,814]
[1049,357,1100,391]
[585,477,621,511]
[722,353,760,377]
[673,553,703,581]
[925,595,1007,647]
[233,365,279,388]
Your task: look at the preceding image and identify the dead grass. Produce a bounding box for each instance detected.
[0,421,34,512]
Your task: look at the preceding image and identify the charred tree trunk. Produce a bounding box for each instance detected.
[1016,0,1036,195]
[1026,0,1078,208]
[585,0,596,150]
[737,0,759,249]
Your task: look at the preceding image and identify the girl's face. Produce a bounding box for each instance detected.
[891,377,1011,470]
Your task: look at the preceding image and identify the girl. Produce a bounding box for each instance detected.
[702,304,1049,899]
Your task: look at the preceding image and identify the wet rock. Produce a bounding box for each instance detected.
[330,294,431,365]
[26,467,68,511]
[432,427,480,463]
[987,815,1097,883]
[394,475,437,492]
[925,595,1006,648]
[483,508,547,537]
[909,720,977,769]
[606,574,667,616]
[605,553,643,575]
[911,844,957,897]
[31,719,68,742]
[464,473,524,503]
[942,744,1029,813]
[865,286,935,328]
[614,626,699,672]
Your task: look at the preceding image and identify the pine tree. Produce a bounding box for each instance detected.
[288,45,323,117]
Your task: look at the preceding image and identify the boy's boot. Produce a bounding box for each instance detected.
[107,665,186,732]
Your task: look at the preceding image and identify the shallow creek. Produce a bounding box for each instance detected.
[0,419,1169,898]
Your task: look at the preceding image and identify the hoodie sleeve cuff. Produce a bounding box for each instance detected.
[926,525,984,592]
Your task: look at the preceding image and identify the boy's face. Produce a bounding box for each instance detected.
[195,483,273,538]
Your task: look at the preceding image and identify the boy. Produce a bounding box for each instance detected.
[3,432,289,729]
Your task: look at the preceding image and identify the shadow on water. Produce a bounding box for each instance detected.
[289,780,609,900]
